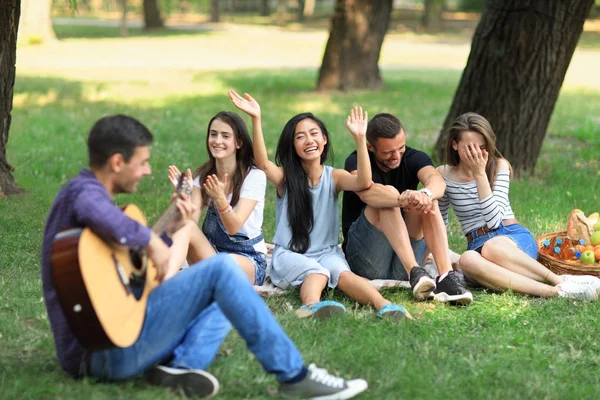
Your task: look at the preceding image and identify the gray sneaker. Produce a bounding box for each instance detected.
[279,364,368,399]
[147,365,219,398]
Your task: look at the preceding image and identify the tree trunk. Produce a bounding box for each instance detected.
[434,0,594,176]
[0,0,24,196]
[143,0,164,29]
[304,0,316,17]
[260,0,270,16]
[317,0,393,91]
[119,0,128,36]
[211,0,219,23]
[18,0,55,44]
[422,0,444,32]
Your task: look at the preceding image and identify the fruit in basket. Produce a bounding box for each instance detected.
[581,250,596,264]
[595,248,600,261]
[595,221,600,232]
[591,231,600,246]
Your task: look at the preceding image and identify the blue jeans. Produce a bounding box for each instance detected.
[89,254,304,382]
[345,210,428,280]
[467,222,538,259]
[202,203,267,285]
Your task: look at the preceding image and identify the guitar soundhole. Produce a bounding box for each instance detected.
[129,250,147,301]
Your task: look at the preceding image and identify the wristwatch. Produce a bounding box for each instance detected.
[419,188,433,200]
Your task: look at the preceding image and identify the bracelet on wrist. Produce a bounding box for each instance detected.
[217,203,231,213]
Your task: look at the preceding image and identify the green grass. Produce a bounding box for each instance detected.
[52,24,213,40]
[1,67,600,400]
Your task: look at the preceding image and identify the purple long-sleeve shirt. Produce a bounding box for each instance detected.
[41,169,152,376]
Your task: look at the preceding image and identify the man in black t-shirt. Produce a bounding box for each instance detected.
[342,113,472,305]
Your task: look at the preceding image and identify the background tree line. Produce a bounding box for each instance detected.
[1,0,598,195]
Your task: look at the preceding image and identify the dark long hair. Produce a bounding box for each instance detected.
[194,112,255,207]
[444,112,511,189]
[275,113,331,253]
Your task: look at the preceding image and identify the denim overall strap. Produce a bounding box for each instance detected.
[202,202,264,254]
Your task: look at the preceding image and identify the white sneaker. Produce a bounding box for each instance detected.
[279,363,368,399]
[557,282,598,302]
[562,275,600,295]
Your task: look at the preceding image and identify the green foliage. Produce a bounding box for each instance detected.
[1,67,600,399]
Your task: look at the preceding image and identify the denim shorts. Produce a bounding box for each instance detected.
[344,210,427,281]
[467,222,538,260]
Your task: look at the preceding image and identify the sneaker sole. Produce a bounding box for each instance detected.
[412,277,436,301]
[303,379,369,400]
[313,305,346,321]
[432,291,473,306]
[147,366,219,398]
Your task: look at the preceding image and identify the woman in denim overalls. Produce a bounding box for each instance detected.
[169,111,267,285]
[437,112,599,301]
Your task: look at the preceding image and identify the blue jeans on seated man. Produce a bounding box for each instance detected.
[345,210,433,281]
[89,253,304,382]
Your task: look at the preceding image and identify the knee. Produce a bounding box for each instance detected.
[480,238,510,260]
[459,250,481,272]
[195,253,243,281]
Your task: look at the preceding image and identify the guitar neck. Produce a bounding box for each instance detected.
[151,202,180,235]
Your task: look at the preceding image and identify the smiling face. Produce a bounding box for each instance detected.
[293,118,328,162]
[452,130,488,162]
[368,129,406,172]
[113,145,152,194]
[208,118,239,161]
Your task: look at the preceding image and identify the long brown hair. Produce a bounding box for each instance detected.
[194,111,255,207]
[444,112,512,187]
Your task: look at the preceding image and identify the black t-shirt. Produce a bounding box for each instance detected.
[341,147,433,248]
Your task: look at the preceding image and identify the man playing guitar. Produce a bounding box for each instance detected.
[41,114,368,399]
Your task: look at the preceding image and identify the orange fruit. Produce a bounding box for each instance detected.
[576,244,587,253]
[586,245,595,251]
[595,248,600,261]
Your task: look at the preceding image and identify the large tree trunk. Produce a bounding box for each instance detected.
[422,0,444,33]
[210,0,219,23]
[434,0,594,176]
[18,0,55,44]
[1,0,24,196]
[143,0,164,29]
[317,0,393,91]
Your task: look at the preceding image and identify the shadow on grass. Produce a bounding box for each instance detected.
[53,24,214,40]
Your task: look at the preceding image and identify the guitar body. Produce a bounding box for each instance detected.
[51,204,159,350]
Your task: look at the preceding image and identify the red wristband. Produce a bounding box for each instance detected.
[217,203,231,213]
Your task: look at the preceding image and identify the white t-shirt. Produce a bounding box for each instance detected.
[194,167,267,254]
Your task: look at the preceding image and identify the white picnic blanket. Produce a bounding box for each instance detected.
[183,244,461,298]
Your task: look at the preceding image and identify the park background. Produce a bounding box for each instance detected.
[1,1,600,399]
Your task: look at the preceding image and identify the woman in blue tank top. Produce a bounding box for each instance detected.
[230,90,408,321]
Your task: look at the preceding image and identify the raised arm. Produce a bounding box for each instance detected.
[228,90,285,188]
[333,106,372,193]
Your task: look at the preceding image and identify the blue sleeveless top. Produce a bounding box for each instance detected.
[272,165,340,254]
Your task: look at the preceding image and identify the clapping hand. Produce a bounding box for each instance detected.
[168,165,193,192]
[203,173,228,204]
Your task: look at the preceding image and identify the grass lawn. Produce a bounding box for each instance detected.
[2,27,600,400]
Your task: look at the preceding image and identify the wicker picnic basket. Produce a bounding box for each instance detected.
[536,231,600,277]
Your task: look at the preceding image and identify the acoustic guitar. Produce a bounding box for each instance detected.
[50,175,192,350]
